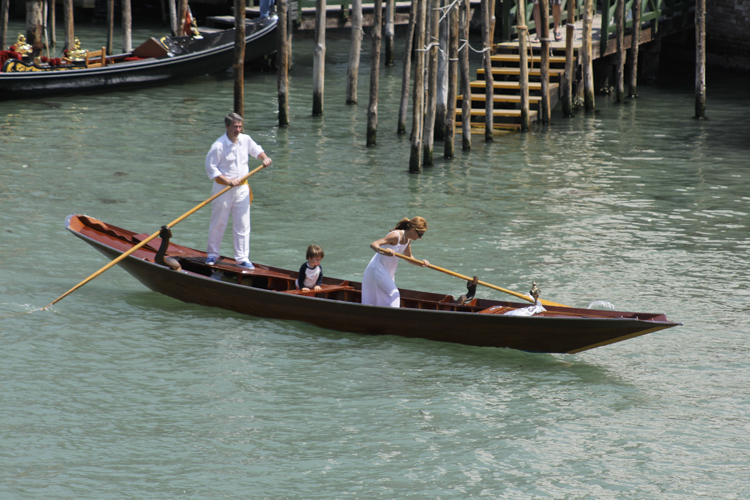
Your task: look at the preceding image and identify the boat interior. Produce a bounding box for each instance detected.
[70,214,671,322]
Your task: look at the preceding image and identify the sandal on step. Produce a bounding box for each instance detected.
[554,31,562,42]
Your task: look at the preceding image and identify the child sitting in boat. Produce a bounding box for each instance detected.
[296,245,324,291]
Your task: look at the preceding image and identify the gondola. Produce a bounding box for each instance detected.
[0,17,276,100]
[65,214,681,354]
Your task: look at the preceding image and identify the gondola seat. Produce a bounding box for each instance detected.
[85,48,108,68]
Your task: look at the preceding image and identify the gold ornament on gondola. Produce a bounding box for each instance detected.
[190,14,202,38]
[14,34,33,56]
[66,38,87,61]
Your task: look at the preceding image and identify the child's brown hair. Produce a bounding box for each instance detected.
[306,244,324,260]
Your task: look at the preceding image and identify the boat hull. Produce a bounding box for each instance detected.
[0,18,276,100]
[65,215,681,354]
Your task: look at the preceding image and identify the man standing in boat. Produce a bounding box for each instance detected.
[205,113,272,270]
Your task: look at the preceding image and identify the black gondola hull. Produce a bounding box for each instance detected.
[0,18,276,100]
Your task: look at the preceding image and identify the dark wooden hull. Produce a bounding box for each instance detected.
[65,215,680,354]
[0,18,276,100]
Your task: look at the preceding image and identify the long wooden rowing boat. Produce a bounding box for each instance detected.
[65,214,680,354]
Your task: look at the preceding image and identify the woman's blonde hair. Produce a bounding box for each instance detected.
[392,216,427,232]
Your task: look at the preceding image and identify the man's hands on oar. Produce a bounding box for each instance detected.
[41,164,268,311]
[391,251,570,308]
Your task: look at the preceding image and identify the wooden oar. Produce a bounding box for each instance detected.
[43,165,266,310]
[391,251,570,308]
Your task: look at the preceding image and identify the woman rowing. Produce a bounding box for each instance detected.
[362,217,430,307]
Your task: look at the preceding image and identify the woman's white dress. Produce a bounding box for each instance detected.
[361,230,410,307]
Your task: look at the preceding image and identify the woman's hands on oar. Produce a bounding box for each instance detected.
[42,164,267,310]
[391,251,570,308]
[376,247,430,267]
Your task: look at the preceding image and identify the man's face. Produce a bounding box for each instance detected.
[226,120,243,140]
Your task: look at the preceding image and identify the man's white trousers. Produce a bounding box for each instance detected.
[206,183,250,263]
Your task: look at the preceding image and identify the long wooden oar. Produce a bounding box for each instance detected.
[43,165,266,310]
[392,251,570,308]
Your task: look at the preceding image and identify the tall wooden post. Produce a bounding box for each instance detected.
[444,0,458,159]
[517,0,530,131]
[313,0,326,116]
[47,0,55,48]
[481,0,493,141]
[397,0,416,134]
[435,0,448,141]
[628,0,642,97]
[562,0,575,116]
[409,0,427,173]
[459,0,471,150]
[122,0,133,53]
[286,0,293,72]
[63,0,73,51]
[178,0,188,36]
[0,0,8,50]
[582,0,595,112]
[367,0,383,146]
[385,0,395,66]
[346,0,363,104]
[278,0,290,126]
[168,0,178,36]
[695,0,705,118]
[488,0,496,45]
[26,0,44,54]
[423,0,439,165]
[42,0,48,57]
[106,0,114,55]
[615,0,625,102]
[233,0,245,116]
[539,0,550,124]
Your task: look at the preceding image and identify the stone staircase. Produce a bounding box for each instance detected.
[457,43,578,132]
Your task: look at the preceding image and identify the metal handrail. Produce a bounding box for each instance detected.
[501,0,693,45]
[599,0,694,54]
[501,0,584,42]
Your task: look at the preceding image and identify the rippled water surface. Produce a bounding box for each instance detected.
[2,19,750,500]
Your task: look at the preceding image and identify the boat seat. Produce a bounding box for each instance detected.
[180,256,296,287]
[401,296,477,312]
[183,256,289,277]
[477,305,516,315]
[219,264,295,287]
[238,267,295,287]
[85,47,108,68]
[282,284,356,297]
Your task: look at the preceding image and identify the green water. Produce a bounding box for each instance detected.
[2,20,750,499]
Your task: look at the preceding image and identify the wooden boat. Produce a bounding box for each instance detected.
[0,17,276,100]
[65,214,681,354]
